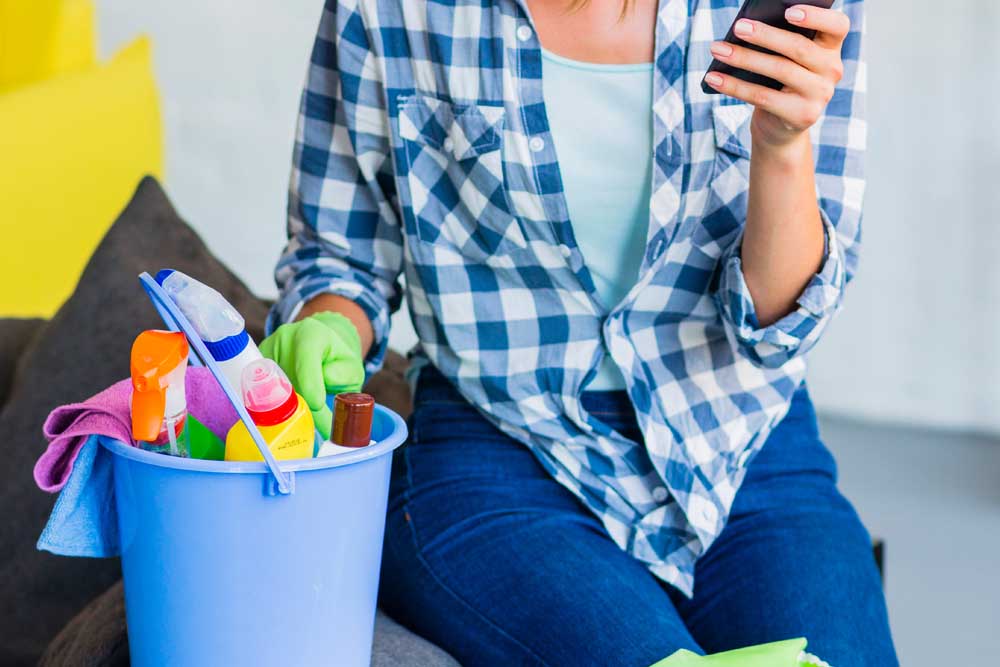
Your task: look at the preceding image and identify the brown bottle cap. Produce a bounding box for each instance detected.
[332,393,375,447]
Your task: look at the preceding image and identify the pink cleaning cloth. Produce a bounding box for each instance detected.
[34,367,238,492]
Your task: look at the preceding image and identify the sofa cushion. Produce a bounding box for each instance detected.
[0,318,44,408]
[0,0,97,92]
[0,36,162,317]
[0,177,269,665]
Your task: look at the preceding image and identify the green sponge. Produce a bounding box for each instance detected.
[650,638,830,667]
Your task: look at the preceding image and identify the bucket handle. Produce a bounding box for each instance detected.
[138,272,294,495]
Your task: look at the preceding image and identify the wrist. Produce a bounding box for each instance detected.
[299,293,375,357]
[311,312,363,357]
[751,130,812,171]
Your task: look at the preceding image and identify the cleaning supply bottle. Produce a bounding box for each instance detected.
[186,415,226,461]
[225,358,315,461]
[130,330,191,457]
[317,393,375,457]
[155,269,262,391]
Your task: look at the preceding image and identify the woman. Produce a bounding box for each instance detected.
[265,0,896,664]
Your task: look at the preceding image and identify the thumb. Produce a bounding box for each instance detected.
[292,337,330,412]
[323,356,365,394]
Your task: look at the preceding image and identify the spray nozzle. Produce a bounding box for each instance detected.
[156,268,246,344]
[130,330,189,442]
[241,358,298,426]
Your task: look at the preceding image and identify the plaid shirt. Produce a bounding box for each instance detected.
[270,0,865,595]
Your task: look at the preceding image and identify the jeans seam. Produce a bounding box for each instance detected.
[401,502,552,667]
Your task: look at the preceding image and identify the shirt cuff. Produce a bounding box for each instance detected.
[715,212,845,368]
[266,274,392,375]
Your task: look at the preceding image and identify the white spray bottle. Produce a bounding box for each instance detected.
[155,269,262,392]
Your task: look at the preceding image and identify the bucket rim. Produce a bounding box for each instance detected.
[100,403,407,474]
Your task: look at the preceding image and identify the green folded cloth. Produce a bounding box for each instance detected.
[650,639,830,667]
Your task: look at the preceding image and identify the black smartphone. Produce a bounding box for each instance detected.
[702,0,836,95]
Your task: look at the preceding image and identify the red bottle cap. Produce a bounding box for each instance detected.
[332,393,374,447]
[241,359,299,426]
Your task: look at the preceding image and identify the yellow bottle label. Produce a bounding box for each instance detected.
[224,394,316,462]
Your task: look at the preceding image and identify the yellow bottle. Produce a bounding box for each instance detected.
[225,358,315,462]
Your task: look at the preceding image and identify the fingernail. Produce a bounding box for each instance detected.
[734,19,754,36]
[705,73,724,87]
[710,42,733,57]
[785,7,806,22]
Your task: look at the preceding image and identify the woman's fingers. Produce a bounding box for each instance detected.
[784,4,852,48]
[708,7,850,145]
[709,41,828,97]
[703,72,824,131]
[732,17,834,76]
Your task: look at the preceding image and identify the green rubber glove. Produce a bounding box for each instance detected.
[259,312,365,440]
[650,639,829,667]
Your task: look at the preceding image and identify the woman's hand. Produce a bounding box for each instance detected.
[704,5,850,151]
[703,5,851,326]
[260,312,365,440]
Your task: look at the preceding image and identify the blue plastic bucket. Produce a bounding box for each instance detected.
[101,405,406,666]
[98,272,408,666]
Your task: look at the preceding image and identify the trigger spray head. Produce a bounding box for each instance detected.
[130,330,189,441]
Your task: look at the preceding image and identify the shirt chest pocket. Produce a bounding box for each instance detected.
[710,102,753,197]
[397,94,527,258]
[696,102,754,252]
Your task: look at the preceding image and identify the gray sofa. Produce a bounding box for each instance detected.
[0,178,458,666]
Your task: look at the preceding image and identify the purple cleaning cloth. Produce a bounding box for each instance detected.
[34,367,238,493]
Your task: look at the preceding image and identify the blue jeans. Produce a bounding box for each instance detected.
[379,366,897,667]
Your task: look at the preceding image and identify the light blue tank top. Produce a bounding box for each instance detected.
[541,49,654,390]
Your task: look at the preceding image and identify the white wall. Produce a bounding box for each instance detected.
[96,1,318,298]
[806,1,1000,433]
[96,1,1000,433]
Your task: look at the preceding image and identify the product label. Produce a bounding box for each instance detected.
[276,435,310,452]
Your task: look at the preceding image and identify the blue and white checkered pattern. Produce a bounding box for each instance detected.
[270,0,866,596]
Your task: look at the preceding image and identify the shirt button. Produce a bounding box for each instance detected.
[529,136,545,153]
[442,137,455,153]
[516,25,533,42]
[559,245,571,258]
[652,486,668,503]
[701,505,717,523]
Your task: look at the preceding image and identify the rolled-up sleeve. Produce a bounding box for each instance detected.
[714,0,866,369]
[268,0,403,374]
